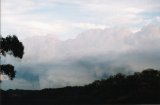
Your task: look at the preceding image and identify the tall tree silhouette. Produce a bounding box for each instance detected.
[0,35,24,81]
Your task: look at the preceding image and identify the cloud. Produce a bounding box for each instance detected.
[2,0,160,39]
[1,24,160,90]
[1,0,160,89]
[1,78,40,90]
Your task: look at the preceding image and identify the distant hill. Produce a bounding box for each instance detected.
[1,68,160,104]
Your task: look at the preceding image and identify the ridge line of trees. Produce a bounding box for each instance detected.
[1,68,160,104]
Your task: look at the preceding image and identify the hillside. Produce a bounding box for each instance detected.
[1,68,160,104]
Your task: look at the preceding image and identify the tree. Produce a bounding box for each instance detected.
[0,35,24,81]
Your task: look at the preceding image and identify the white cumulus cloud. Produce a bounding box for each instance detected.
[1,24,160,90]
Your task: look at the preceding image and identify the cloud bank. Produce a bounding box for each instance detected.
[1,24,160,90]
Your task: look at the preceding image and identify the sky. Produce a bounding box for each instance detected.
[1,0,160,90]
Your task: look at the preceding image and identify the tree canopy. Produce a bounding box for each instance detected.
[0,35,24,81]
[1,69,160,104]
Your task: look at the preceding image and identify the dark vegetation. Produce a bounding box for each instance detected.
[0,35,24,81]
[1,69,160,104]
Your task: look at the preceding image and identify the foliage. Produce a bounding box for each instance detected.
[0,35,24,81]
[1,69,160,104]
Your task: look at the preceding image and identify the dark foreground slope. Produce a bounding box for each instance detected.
[1,69,160,105]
